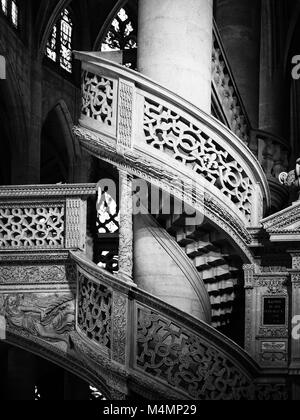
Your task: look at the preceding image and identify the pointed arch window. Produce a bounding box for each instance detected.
[101,7,137,68]
[45,9,73,73]
[1,0,19,28]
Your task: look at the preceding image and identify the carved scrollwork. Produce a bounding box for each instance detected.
[82,72,115,127]
[143,98,253,220]
[77,273,112,350]
[0,204,64,249]
[0,264,67,284]
[136,307,253,400]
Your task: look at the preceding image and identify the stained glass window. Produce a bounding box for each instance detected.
[11,0,17,27]
[45,9,73,74]
[46,25,57,62]
[1,0,19,28]
[1,0,7,15]
[101,7,137,68]
[60,9,73,73]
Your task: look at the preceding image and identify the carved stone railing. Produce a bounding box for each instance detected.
[71,251,288,400]
[74,51,270,247]
[0,184,96,252]
[212,25,251,145]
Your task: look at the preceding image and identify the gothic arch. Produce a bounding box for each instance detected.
[93,0,129,51]
[37,0,73,60]
[40,100,80,184]
[4,334,111,399]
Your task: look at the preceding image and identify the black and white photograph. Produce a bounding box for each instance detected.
[0,0,300,405]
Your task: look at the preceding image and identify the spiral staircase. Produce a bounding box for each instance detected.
[0,40,291,399]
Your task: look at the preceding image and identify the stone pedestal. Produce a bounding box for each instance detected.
[138,0,213,112]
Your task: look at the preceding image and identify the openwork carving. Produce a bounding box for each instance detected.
[77,273,112,350]
[137,307,252,400]
[82,72,115,127]
[143,98,253,220]
[0,204,64,249]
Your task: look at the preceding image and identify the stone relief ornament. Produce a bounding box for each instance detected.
[2,293,75,344]
[143,98,253,220]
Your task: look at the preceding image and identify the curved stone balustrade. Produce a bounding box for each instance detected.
[74,52,270,261]
[212,25,251,145]
[71,251,288,400]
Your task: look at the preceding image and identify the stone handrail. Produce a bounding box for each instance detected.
[212,24,251,145]
[0,184,96,251]
[71,250,288,400]
[74,51,270,237]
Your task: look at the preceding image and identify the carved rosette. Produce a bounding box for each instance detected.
[118,171,133,282]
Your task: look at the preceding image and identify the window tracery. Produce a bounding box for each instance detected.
[101,7,137,69]
[45,9,73,73]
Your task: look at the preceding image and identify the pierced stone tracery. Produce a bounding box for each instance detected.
[77,273,112,350]
[82,72,115,127]
[143,98,253,220]
[0,204,65,249]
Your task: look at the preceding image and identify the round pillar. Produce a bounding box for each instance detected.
[137,0,213,113]
[215,0,261,127]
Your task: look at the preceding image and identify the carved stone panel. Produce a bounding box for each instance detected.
[0,203,65,249]
[77,273,112,351]
[136,306,253,400]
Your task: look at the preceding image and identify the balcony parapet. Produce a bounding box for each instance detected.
[70,251,288,400]
[74,51,270,247]
[0,184,96,253]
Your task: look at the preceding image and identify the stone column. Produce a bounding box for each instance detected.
[118,170,134,283]
[137,0,213,113]
[215,0,261,127]
[259,0,287,138]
